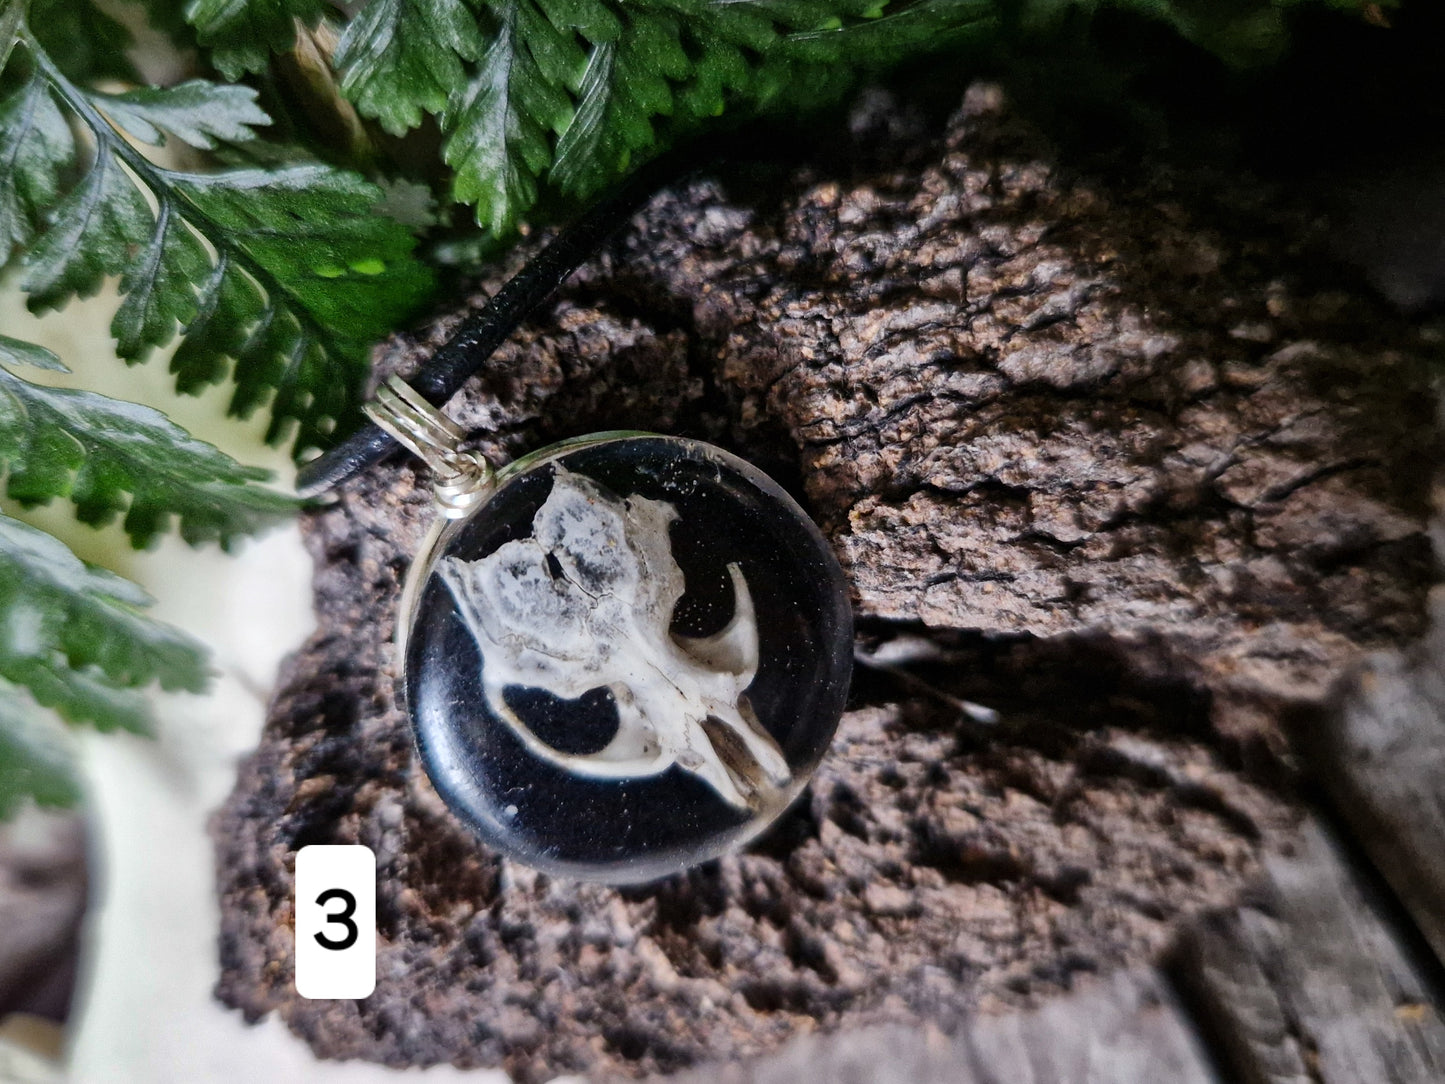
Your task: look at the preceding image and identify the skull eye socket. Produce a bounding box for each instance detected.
[502,684,621,756]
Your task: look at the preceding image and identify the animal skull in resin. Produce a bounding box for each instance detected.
[436,466,791,811]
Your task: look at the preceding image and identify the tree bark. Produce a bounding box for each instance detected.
[212,83,1437,1082]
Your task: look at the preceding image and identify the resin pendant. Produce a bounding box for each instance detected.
[375,380,852,883]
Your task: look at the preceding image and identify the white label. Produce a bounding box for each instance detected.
[295,845,376,999]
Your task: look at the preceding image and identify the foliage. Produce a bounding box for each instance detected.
[0,362,297,547]
[0,678,81,818]
[0,509,210,811]
[0,50,435,449]
[0,512,207,723]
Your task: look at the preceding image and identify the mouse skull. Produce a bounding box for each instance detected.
[437,466,791,811]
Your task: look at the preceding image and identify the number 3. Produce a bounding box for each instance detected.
[314,888,359,950]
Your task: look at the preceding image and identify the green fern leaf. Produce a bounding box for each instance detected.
[1,657,152,735]
[0,363,297,548]
[432,0,988,230]
[443,0,574,233]
[0,334,64,371]
[0,71,75,266]
[334,0,486,136]
[184,0,324,79]
[21,150,152,311]
[27,0,137,81]
[112,204,212,360]
[0,0,23,82]
[0,679,81,817]
[0,512,208,733]
[0,45,435,453]
[549,17,689,201]
[94,80,272,150]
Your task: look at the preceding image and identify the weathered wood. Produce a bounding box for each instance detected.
[1175,818,1445,1084]
[0,809,85,1022]
[1311,586,1445,968]
[964,970,1218,1084]
[658,970,1217,1084]
[648,1024,969,1084]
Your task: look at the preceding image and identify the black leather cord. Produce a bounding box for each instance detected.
[294,151,696,498]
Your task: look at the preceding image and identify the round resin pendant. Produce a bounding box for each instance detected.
[395,431,853,883]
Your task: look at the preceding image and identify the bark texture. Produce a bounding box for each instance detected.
[213,83,1437,1081]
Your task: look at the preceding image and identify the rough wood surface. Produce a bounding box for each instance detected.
[0,809,85,1023]
[1311,586,1445,966]
[213,83,1437,1081]
[1174,818,1445,1084]
[655,969,1217,1084]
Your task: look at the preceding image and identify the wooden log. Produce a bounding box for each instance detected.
[964,969,1218,1084]
[651,1024,970,1084]
[1175,818,1445,1084]
[1310,586,1445,968]
[658,970,1218,1084]
[0,808,85,1022]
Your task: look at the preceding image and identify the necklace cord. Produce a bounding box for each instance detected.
[293,148,700,499]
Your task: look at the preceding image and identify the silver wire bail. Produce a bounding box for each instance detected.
[363,375,493,518]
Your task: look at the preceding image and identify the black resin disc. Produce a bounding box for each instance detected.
[402,434,852,883]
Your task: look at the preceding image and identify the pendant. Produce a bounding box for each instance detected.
[368,377,853,884]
